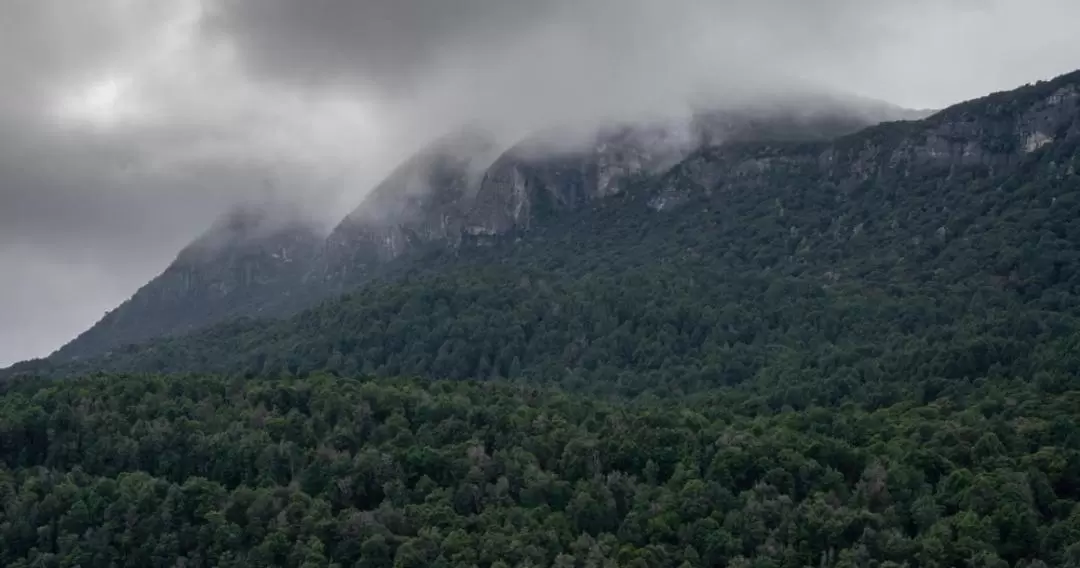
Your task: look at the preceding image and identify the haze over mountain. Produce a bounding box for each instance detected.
[11,67,1079,381]
[5,69,1080,566]
[3,0,1080,366]
[8,4,1080,566]
[44,92,935,361]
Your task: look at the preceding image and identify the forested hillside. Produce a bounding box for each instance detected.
[12,71,1080,403]
[2,373,1080,567]
[3,72,1080,566]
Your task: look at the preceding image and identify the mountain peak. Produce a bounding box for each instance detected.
[178,201,320,264]
[347,127,502,223]
[53,200,324,361]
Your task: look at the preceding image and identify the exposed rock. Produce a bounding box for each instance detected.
[1025,132,1055,153]
[319,128,501,284]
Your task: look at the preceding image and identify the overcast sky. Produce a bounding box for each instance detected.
[2,0,1079,367]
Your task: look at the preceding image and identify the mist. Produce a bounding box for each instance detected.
[2,0,1080,366]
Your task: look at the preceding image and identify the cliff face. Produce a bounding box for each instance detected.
[661,76,1080,201]
[460,94,933,239]
[325,96,909,269]
[317,129,501,286]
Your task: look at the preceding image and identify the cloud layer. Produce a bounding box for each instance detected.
[2,0,1079,365]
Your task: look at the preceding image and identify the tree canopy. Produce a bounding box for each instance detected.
[3,373,1080,567]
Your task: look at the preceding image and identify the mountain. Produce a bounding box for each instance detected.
[5,71,1080,568]
[15,69,1079,387]
[323,94,915,270]
[319,128,501,287]
[41,94,920,362]
[53,203,324,361]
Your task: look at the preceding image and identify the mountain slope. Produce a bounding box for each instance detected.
[319,128,501,287]
[53,204,324,361]
[14,70,1080,397]
[46,96,916,362]
[321,95,910,280]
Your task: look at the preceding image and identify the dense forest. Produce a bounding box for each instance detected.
[3,74,1080,566]
[3,373,1080,567]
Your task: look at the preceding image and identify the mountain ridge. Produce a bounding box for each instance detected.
[51,204,325,361]
[25,73,1077,367]
[45,92,926,362]
[7,68,1079,382]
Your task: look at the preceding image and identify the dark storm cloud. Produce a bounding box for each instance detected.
[2,0,1079,366]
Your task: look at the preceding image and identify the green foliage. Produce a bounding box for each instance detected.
[2,373,1080,567]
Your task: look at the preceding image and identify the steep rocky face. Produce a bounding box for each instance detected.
[319,129,501,285]
[268,97,929,288]
[653,73,1080,216]
[464,123,688,235]
[319,121,700,275]
[877,82,1079,171]
[465,98,917,235]
[54,205,323,360]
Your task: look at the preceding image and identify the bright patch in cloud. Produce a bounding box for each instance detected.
[55,74,136,126]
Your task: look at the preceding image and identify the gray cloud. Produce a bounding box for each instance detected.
[201,0,560,91]
[205,0,1078,112]
[204,0,893,133]
[2,0,1080,366]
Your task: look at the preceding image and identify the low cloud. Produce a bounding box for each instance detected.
[1,0,1079,365]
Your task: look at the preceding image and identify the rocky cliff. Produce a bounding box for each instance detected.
[660,74,1080,206]
[324,94,917,273]
[318,129,501,286]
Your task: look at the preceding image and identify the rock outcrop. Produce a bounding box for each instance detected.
[318,129,501,286]
[659,74,1080,209]
[322,94,912,273]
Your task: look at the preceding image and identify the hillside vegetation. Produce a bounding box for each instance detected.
[3,72,1080,567]
[2,373,1080,567]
